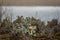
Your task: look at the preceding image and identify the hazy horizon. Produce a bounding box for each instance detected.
[1,6,60,24]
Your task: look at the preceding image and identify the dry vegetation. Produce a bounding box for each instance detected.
[0,10,60,40]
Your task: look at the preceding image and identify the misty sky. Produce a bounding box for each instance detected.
[2,6,60,23]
